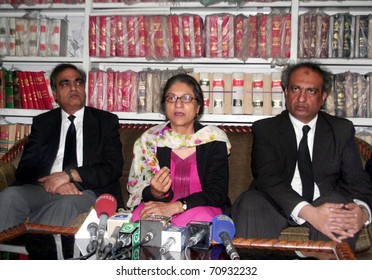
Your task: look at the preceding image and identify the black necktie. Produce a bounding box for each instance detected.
[63,115,77,171]
[298,125,314,202]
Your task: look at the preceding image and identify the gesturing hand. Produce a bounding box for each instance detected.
[150,166,172,198]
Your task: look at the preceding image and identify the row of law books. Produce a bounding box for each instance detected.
[299,11,372,59]
[0,16,68,57]
[88,68,372,118]
[0,123,31,158]
[88,68,285,116]
[325,71,372,118]
[0,67,58,109]
[89,11,291,60]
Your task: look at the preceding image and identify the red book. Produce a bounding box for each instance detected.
[122,71,132,112]
[88,71,97,108]
[181,15,192,57]
[221,14,234,58]
[33,71,53,109]
[116,16,124,57]
[235,14,247,60]
[109,15,116,57]
[248,15,258,58]
[99,16,107,57]
[89,16,97,57]
[193,15,203,57]
[271,14,283,58]
[127,16,136,57]
[22,72,35,109]
[26,71,41,110]
[106,71,114,112]
[257,14,267,59]
[168,15,181,57]
[283,13,291,58]
[96,71,105,110]
[114,71,123,111]
[205,15,218,57]
[137,16,146,57]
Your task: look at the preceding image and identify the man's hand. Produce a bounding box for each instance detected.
[149,167,172,198]
[55,182,82,195]
[330,203,368,235]
[299,203,356,243]
[38,171,70,194]
[140,201,183,219]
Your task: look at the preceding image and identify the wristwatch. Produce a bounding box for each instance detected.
[179,200,188,211]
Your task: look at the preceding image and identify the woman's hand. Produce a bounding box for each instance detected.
[140,201,183,218]
[150,166,172,198]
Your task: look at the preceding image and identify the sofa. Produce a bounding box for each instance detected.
[1,123,372,258]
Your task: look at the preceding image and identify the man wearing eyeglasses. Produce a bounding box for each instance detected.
[0,63,123,259]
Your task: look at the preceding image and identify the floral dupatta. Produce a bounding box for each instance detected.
[126,122,231,209]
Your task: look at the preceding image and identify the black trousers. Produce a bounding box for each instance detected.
[231,190,358,251]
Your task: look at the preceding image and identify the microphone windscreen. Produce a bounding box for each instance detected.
[95,193,117,218]
[211,215,236,244]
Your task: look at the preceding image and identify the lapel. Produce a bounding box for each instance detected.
[312,113,334,172]
[82,107,98,164]
[47,108,62,160]
[277,111,297,167]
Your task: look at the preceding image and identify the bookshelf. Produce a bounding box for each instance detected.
[1,0,372,128]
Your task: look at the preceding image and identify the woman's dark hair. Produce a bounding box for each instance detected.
[50,63,86,91]
[280,61,333,95]
[160,73,204,120]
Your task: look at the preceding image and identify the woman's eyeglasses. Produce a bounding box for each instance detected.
[165,94,198,103]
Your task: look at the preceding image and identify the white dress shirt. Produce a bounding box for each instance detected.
[51,107,84,173]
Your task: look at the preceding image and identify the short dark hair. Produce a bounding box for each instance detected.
[160,73,204,120]
[280,61,333,95]
[50,63,86,91]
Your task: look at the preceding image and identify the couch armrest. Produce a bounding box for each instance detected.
[0,137,28,192]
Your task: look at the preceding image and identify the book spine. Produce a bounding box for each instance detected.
[12,71,21,108]
[252,73,264,115]
[234,14,246,60]
[8,18,15,56]
[271,71,283,116]
[89,16,97,56]
[88,71,97,108]
[0,68,5,108]
[334,73,346,117]
[39,18,48,56]
[28,19,38,56]
[96,71,105,110]
[283,13,291,58]
[193,15,203,57]
[137,71,147,113]
[106,71,114,112]
[5,70,14,108]
[182,15,191,57]
[343,14,352,59]
[344,71,354,117]
[114,71,123,112]
[231,72,244,115]
[357,74,369,117]
[248,15,258,58]
[116,16,124,57]
[168,15,180,58]
[0,18,8,56]
[99,16,107,57]
[205,15,218,58]
[199,72,211,114]
[27,71,41,109]
[137,16,146,57]
[243,73,253,115]
[271,14,282,58]
[309,13,317,58]
[257,14,267,59]
[211,73,224,114]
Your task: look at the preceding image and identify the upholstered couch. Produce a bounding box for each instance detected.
[1,123,372,258]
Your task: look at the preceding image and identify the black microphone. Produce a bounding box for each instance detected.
[212,215,240,260]
[94,194,118,251]
[139,215,171,247]
[100,225,121,259]
[86,222,98,253]
[185,221,211,250]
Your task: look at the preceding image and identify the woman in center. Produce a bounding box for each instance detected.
[127,73,231,227]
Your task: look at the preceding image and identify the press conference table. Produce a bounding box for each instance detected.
[0,223,356,260]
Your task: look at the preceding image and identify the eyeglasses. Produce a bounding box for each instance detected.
[165,94,198,103]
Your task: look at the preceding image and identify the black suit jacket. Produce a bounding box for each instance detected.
[14,106,124,206]
[142,122,231,212]
[250,110,372,217]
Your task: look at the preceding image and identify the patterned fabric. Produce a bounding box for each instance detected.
[126,121,231,209]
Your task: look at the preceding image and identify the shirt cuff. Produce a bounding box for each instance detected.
[291,201,310,225]
[353,199,371,226]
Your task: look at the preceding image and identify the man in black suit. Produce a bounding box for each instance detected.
[232,62,372,251]
[0,64,123,258]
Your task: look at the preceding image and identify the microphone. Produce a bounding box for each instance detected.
[160,226,186,254]
[94,193,117,251]
[211,214,240,260]
[100,225,121,259]
[185,221,211,250]
[86,222,98,253]
[139,215,171,247]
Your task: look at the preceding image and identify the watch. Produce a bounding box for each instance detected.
[179,200,188,211]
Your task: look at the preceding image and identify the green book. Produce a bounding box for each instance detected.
[5,70,14,108]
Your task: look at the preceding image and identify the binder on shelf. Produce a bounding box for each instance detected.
[211,73,225,115]
[231,72,244,115]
